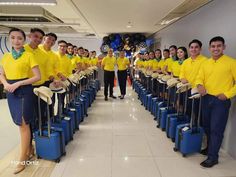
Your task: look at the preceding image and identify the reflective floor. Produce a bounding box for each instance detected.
[0,87,236,177]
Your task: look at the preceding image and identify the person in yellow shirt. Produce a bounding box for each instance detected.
[73,45,78,56]
[101,48,116,100]
[163,45,177,75]
[179,39,207,120]
[39,33,59,118]
[179,39,207,87]
[117,50,130,99]
[171,47,188,111]
[24,28,49,158]
[196,36,236,168]
[67,43,80,72]
[56,40,73,111]
[158,49,169,73]
[0,28,40,174]
[147,51,155,70]
[90,51,98,66]
[171,47,188,77]
[82,49,90,68]
[39,33,58,85]
[25,28,47,87]
[152,49,162,72]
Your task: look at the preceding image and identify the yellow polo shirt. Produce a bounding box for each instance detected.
[171,61,182,77]
[164,58,174,72]
[70,56,81,70]
[82,57,90,66]
[0,52,38,80]
[56,53,73,77]
[90,57,98,66]
[158,59,165,71]
[195,55,236,98]
[152,59,159,70]
[117,57,130,71]
[102,56,116,71]
[24,44,48,85]
[38,45,58,80]
[179,55,207,88]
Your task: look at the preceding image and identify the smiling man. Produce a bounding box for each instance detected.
[196,36,236,168]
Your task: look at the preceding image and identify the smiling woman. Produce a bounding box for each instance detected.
[0,28,41,174]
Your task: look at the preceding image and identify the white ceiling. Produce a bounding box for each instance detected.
[70,0,185,35]
[0,0,211,38]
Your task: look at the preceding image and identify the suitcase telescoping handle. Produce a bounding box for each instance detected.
[190,96,202,130]
[190,97,196,130]
[37,93,51,137]
[197,97,202,128]
[58,93,63,121]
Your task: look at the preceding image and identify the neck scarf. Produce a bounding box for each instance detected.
[67,54,73,59]
[11,47,25,60]
[155,58,161,62]
[178,59,184,65]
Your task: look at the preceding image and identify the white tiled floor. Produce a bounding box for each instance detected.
[49,87,236,177]
[1,87,236,177]
[0,99,19,159]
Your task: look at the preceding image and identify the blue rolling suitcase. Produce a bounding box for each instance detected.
[51,93,73,145]
[34,94,63,162]
[165,90,189,141]
[157,86,176,130]
[174,97,204,157]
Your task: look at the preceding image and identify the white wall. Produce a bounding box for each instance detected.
[55,37,102,54]
[153,0,236,158]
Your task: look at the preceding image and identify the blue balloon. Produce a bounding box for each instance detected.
[115,38,121,46]
[111,42,118,50]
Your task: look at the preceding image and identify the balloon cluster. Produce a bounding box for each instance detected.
[100,33,148,57]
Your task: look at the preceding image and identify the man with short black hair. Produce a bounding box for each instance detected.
[196,36,236,168]
[102,48,117,101]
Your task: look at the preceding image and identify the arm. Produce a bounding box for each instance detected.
[179,63,188,84]
[195,65,207,96]
[0,66,41,93]
[222,60,236,99]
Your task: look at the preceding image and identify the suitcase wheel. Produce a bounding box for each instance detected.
[63,152,66,156]
[161,128,165,131]
[171,138,175,142]
[86,114,88,117]
[156,125,160,128]
[167,135,170,138]
[55,158,60,163]
[37,155,41,159]
[182,154,187,157]
[173,147,178,152]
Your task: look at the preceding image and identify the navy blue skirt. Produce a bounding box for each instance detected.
[6,79,34,126]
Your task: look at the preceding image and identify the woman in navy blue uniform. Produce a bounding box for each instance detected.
[0,28,40,174]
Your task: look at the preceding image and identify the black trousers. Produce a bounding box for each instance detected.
[0,84,3,99]
[104,70,115,97]
[118,70,127,95]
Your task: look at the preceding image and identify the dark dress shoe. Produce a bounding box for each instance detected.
[109,95,117,99]
[105,97,108,101]
[200,148,208,156]
[119,95,124,99]
[200,158,218,168]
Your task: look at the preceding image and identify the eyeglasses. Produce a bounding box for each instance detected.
[59,45,67,48]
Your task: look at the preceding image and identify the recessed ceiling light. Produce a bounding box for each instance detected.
[126,21,132,28]
[0,0,56,6]
[160,17,180,25]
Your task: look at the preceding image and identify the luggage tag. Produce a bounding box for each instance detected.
[70,108,76,111]
[182,126,189,131]
[64,116,71,121]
